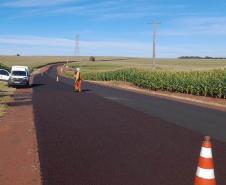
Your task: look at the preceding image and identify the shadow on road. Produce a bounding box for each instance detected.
[8,101,32,107]
[30,84,45,88]
[73,89,91,93]
[14,84,45,89]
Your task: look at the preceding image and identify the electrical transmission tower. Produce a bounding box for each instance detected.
[149,21,161,66]
[75,34,80,57]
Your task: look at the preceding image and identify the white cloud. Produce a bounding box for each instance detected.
[0,35,151,57]
[4,0,188,21]
[2,0,75,7]
[1,35,225,58]
[168,16,226,36]
[0,35,148,48]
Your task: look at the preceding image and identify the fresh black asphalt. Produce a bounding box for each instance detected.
[53,67,226,143]
[32,66,226,185]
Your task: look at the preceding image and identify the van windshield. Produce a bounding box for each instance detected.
[12,71,26,76]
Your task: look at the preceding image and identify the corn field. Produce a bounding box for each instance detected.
[83,69,226,98]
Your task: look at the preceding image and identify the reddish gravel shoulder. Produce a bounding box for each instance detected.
[0,87,41,185]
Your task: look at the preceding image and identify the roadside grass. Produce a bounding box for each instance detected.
[0,82,15,118]
[0,63,10,71]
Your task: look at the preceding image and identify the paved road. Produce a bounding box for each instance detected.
[55,69,226,143]
[32,66,226,185]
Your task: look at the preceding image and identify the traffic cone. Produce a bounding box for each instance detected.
[56,75,59,82]
[194,136,216,185]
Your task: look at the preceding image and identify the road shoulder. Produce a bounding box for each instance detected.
[0,83,41,185]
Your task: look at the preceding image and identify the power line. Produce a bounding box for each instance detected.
[148,21,161,66]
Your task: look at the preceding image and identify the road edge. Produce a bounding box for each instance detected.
[86,80,226,112]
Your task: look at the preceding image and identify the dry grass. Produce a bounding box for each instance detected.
[64,57,226,80]
[1,56,226,72]
[68,57,226,73]
[0,56,87,70]
[0,82,15,117]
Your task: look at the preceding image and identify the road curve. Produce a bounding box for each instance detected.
[32,66,226,185]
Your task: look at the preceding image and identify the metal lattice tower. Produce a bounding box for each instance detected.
[148,22,161,66]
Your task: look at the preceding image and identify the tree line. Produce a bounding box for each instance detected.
[178,56,226,59]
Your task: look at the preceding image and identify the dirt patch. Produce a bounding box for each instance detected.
[0,74,43,184]
[87,80,226,112]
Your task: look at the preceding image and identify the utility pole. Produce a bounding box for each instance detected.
[149,21,161,66]
[75,34,80,57]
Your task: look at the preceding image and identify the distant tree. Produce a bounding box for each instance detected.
[178,56,202,59]
[204,56,213,59]
[89,56,95,61]
[16,53,20,56]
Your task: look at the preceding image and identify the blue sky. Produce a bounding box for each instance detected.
[0,0,226,58]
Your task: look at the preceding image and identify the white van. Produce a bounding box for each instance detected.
[8,66,30,87]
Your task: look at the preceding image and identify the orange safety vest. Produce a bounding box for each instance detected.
[74,72,82,90]
[74,71,81,81]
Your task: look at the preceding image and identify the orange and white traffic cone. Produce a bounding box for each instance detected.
[194,136,216,185]
[56,75,59,82]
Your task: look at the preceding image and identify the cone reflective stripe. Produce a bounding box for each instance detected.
[200,147,212,158]
[194,136,216,185]
[196,168,215,179]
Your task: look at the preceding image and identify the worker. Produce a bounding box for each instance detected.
[74,68,82,92]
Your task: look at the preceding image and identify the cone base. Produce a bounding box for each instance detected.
[195,176,216,185]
